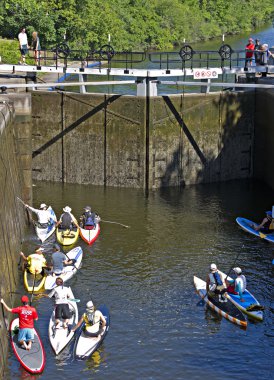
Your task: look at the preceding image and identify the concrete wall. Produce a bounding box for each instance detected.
[0,97,30,379]
[32,91,254,189]
[254,88,274,189]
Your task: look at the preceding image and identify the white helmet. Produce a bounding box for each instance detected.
[40,203,47,209]
[210,263,217,271]
[233,267,242,275]
[86,300,94,310]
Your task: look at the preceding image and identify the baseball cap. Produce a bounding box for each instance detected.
[21,295,29,303]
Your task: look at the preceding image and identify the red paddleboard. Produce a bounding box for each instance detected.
[79,223,100,245]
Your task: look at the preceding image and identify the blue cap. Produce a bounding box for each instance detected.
[266,211,272,216]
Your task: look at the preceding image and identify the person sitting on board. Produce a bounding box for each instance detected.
[56,206,80,231]
[79,206,97,229]
[226,267,247,302]
[20,247,48,275]
[51,244,75,276]
[25,202,55,228]
[206,263,228,303]
[1,295,38,350]
[253,211,274,234]
[40,277,74,329]
[72,300,106,337]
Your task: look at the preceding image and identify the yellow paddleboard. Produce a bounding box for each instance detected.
[56,227,79,246]
[23,270,46,292]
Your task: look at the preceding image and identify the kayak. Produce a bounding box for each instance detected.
[218,270,264,321]
[74,305,110,360]
[34,206,57,243]
[194,276,247,328]
[236,217,274,243]
[56,227,79,246]
[79,223,100,245]
[44,246,83,290]
[48,290,79,355]
[23,270,46,292]
[10,318,46,374]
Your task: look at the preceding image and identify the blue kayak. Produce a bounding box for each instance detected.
[236,217,274,243]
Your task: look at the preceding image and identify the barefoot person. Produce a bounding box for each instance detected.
[1,296,38,350]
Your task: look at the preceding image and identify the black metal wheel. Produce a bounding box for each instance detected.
[99,44,115,60]
[179,45,193,61]
[54,43,71,58]
[219,44,232,59]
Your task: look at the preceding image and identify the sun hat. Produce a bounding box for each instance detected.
[63,206,72,213]
[21,295,29,303]
[86,300,94,310]
[35,247,44,252]
[84,206,91,211]
[233,267,242,275]
[40,203,47,209]
[210,263,217,271]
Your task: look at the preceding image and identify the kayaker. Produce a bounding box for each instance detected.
[56,206,80,230]
[206,263,228,302]
[227,267,247,302]
[253,211,274,233]
[40,277,73,329]
[25,203,55,228]
[79,206,98,229]
[1,295,38,350]
[72,300,106,336]
[51,244,76,276]
[20,247,48,275]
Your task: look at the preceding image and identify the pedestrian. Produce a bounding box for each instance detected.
[254,39,261,66]
[245,37,255,67]
[1,296,38,350]
[206,263,228,302]
[32,31,41,65]
[72,300,106,336]
[51,244,75,276]
[18,27,29,65]
[40,277,74,329]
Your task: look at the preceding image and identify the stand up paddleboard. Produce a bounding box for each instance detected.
[23,270,46,292]
[56,227,79,246]
[49,289,79,355]
[79,223,100,245]
[44,246,83,290]
[10,318,45,374]
[236,217,274,243]
[194,276,247,328]
[74,305,110,360]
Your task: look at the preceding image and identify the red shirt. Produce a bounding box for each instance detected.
[12,306,38,329]
[245,43,255,58]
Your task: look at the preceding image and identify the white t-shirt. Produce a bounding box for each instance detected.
[18,32,28,46]
[28,207,52,224]
[48,286,73,304]
[235,275,247,293]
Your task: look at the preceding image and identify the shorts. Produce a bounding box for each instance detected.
[20,45,28,56]
[18,328,34,342]
[55,304,70,319]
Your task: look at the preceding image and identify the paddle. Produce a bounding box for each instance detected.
[197,251,242,307]
[100,219,130,228]
[16,196,32,226]
[64,252,78,271]
[30,271,37,306]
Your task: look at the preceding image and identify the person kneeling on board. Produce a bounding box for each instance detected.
[20,247,48,275]
[51,244,75,276]
[206,263,228,302]
[1,296,38,350]
[226,267,247,302]
[253,211,274,234]
[72,300,106,337]
[79,206,99,229]
[56,206,79,231]
[41,277,73,329]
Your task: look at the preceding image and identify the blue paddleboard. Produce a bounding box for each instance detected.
[236,217,274,243]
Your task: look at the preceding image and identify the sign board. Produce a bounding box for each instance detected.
[193,69,218,79]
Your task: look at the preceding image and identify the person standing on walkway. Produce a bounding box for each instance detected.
[1,296,38,350]
[245,37,255,67]
[18,27,29,65]
[32,31,41,65]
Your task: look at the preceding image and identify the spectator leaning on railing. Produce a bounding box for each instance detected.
[245,37,255,67]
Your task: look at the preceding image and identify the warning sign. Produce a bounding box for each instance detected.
[193,69,218,79]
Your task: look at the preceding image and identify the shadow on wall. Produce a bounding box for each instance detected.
[158,91,254,188]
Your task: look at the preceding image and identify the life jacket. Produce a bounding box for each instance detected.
[60,212,72,229]
[84,211,95,226]
[209,271,223,287]
[83,311,100,333]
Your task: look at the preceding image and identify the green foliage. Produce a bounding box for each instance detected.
[0,0,273,51]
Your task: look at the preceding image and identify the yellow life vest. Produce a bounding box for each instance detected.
[83,311,100,333]
[27,253,46,274]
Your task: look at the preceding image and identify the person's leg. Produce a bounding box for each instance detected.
[18,329,28,349]
[55,305,62,327]
[25,329,34,350]
[62,304,71,328]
